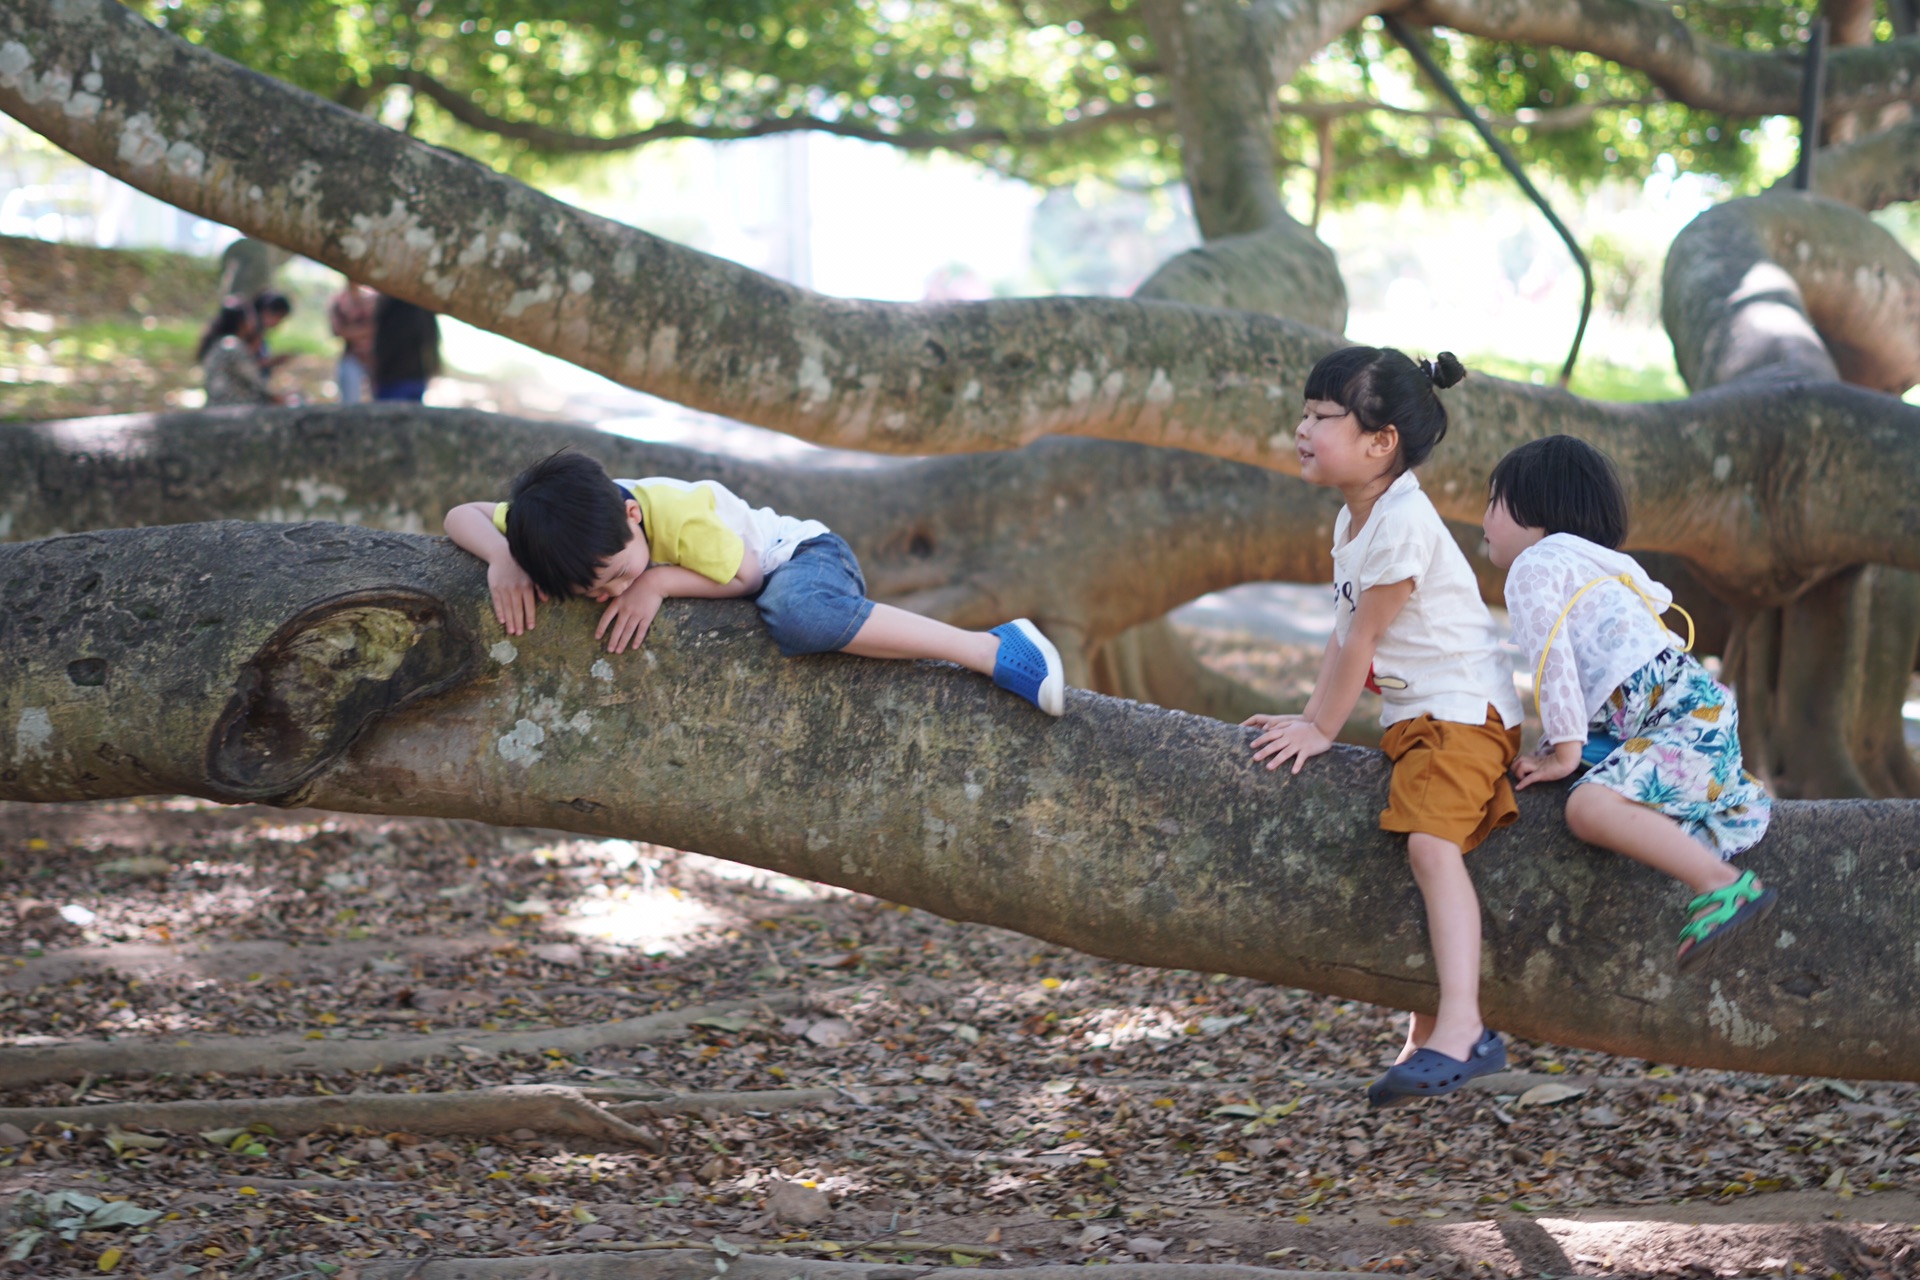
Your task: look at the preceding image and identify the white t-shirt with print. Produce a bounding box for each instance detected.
[1331,470,1522,730]
[1504,533,1679,746]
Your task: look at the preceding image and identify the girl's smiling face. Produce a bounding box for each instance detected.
[1481,495,1546,568]
[1294,399,1398,489]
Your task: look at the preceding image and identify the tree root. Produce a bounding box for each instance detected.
[600,1087,842,1118]
[0,996,799,1090]
[0,1083,850,1147]
[359,1252,1369,1280]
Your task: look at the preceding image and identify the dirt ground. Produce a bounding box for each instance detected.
[1,797,1915,1280]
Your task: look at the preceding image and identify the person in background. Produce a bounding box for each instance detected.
[197,297,278,407]
[327,279,378,403]
[251,291,295,391]
[371,296,442,402]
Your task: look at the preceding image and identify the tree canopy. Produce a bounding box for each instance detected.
[130,0,1847,199]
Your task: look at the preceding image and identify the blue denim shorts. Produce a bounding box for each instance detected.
[754,533,875,657]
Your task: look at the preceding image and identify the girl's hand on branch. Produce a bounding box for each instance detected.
[1250,719,1334,774]
[1511,742,1582,790]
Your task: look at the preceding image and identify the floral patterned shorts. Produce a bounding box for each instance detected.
[1574,647,1773,858]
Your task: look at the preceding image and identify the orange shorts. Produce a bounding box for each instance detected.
[1378,706,1523,853]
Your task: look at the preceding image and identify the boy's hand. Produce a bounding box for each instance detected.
[489,559,545,635]
[1241,712,1304,731]
[597,584,664,654]
[1512,744,1581,790]
[1250,719,1334,774]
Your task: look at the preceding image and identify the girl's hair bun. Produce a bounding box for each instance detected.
[1423,351,1467,389]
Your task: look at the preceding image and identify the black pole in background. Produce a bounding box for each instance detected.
[1890,0,1916,38]
[1791,19,1829,191]
[1381,13,1593,388]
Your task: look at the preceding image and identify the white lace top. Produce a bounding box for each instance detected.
[1504,534,1680,745]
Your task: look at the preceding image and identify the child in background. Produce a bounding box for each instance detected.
[1245,346,1523,1108]
[1486,435,1775,971]
[444,450,1066,715]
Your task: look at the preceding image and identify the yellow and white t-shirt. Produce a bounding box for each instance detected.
[493,476,829,585]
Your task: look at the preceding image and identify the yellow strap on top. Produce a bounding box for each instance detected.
[1533,574,1695,722]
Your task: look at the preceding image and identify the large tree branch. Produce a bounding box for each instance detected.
[1662,194,1920,396]
[1796,117,1920,211]
[1253,0,1384,87]
[1,522,1913,1082]
[1395,0,1920,118]
[379,68,1168,155]
[7,0,1920,608]
[1130,0,1349,329]
[1661,193,1920,801]
[0,405,1497,735]
[0,408,1345,658]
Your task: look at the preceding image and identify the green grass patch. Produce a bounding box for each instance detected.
[1468,352,1688,402]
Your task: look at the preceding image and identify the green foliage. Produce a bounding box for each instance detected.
[135,0,1816,204]
[1277,18,1779,213]
[131,0,1164,187]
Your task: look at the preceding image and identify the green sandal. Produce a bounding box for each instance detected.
[1676,869,1778,973]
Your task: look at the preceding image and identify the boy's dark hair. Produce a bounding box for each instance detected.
[253,290,292,320]
[1302,346,1465,471]
[502,450,637,600]
[1487,435,1630,549]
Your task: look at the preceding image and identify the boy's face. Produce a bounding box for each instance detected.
[579,500,650,602]
[1481,495,1545,568]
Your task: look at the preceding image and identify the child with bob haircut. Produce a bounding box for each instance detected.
[444,449,1067,715]
[1246,345,1524,1108]
[1485,435,1775,970]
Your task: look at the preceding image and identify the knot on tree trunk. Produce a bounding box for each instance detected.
[207,589,477,803]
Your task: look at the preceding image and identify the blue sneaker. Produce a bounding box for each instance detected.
[989,618,1065,716]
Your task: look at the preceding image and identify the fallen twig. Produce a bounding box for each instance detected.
[602,1086,841,1117]
[0,995,800,1089]
[580,1239,1006,1257]
[360,1251,1373,1280]
[0,1084,663,1147]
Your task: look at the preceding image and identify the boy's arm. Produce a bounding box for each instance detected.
[1250,579,1414,772]
[597,559,766,654]
[444,501,544,636]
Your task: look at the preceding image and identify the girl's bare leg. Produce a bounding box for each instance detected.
[1397,1011,1436,1065]
[1563,784,1744,895]
[1406,832,1486,1061]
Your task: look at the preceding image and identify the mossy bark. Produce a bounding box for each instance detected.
[1,522,1915,1081]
